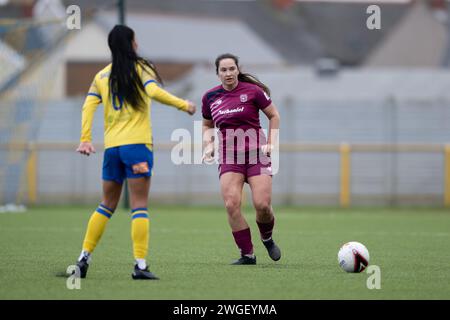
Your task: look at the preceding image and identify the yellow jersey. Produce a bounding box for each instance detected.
[80,63,189,149]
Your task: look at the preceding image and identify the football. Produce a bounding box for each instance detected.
[337,241,370,273]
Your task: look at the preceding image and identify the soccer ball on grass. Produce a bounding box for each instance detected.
[337,241,370,273]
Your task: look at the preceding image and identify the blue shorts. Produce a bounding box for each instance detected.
[102,144,153,184]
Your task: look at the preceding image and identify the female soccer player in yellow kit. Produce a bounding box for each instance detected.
[74,25,196,280]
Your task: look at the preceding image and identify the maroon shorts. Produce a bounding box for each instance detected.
[218,150,272,182]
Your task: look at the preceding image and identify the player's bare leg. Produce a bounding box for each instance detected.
[248,174,281,261]
[128,176,150,209]
[101,180,123,210]
[220,172,247,231]
[220,172,256,265]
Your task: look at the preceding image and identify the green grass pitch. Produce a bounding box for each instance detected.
[0,205,449,299]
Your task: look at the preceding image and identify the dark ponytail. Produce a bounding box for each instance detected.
[215,53,270,96]
[108,25,163,111]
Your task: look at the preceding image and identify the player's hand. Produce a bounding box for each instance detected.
[76,142,96,156]
[202,142,215,164]
[186,100,196,115]
[261,144,274,157]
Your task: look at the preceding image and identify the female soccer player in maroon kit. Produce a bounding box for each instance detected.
[202,53,281,265]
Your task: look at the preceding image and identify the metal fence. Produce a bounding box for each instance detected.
[2,140,449,207]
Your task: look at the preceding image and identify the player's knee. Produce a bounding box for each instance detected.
[224,197,241,214]
[254,200,271,216]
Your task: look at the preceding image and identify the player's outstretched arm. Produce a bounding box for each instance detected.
[145,82,196,115]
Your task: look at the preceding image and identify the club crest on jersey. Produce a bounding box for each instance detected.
[240,94,248,103]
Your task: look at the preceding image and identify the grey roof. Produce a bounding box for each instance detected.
[95,12,284,66]
[4,0,413,66]
[69,0,410,65]
[298,2,408,66]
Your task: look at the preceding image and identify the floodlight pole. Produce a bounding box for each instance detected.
[118,0,130,210]
[445,1,450,67]
[118,0,126,25]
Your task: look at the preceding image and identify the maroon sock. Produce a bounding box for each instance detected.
[257,217,275,241]
[232,228,253,256]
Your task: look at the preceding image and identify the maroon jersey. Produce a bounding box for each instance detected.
[202,81,272,154]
